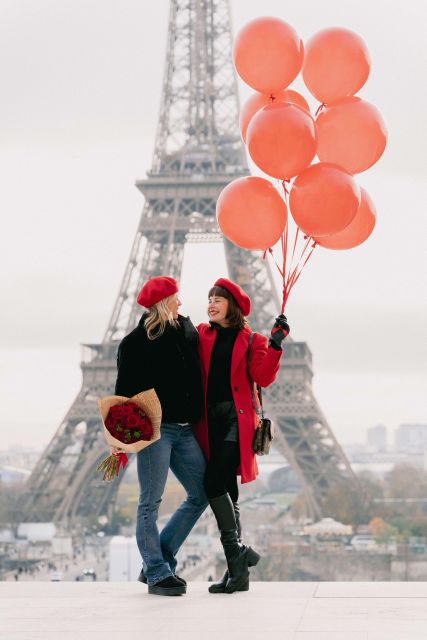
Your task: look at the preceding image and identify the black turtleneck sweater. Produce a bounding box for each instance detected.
[207,323,239,405]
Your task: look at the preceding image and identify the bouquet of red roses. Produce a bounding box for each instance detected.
[97,389,161,481]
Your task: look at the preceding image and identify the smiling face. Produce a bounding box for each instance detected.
[207,295,229,327]
[167,293,182,320]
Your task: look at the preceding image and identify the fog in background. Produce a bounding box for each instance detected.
[0,0,426,449]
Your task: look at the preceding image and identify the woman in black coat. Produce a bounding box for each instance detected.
[115,276,208,596]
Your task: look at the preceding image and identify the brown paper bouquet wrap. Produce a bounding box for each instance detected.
[97,389,161,480]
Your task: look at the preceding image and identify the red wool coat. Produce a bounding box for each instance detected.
[193,323,282,484]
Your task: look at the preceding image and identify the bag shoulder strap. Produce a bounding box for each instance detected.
[246,332,264,418]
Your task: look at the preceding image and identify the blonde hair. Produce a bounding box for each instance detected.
[144,294,179,340]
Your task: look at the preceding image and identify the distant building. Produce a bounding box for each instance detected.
[367,425,387,452]
[109,536,140,581]
[395,424,427,453]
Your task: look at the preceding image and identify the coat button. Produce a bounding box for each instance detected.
[234,386,238,391]
[239,409,244,414]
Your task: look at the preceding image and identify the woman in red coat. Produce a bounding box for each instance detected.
[193,277,289,594]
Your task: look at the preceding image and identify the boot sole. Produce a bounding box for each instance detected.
[148,585,186,596]
[225,576,249,593]
[209,582,227,593]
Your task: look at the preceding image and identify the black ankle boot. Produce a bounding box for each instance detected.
[208,494,261,594]
[209,501,254,594]
[221,530,261,593]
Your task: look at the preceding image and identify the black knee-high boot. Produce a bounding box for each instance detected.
[208,494,260,594]
[209,501,241,593]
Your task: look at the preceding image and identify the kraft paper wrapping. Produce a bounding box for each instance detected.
[98,389,162,453]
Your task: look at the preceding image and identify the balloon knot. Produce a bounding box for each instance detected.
[269,94,276,102]
[312,241,318,248]
[281,179,290,195]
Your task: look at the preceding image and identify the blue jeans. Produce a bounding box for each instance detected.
[136,422,208,585]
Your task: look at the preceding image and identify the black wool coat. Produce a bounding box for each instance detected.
[114,314,203,424]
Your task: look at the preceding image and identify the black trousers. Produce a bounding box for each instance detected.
[204,401,240,503]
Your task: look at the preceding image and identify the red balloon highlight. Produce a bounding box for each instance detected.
[316,97,387,174]
[314,187,376,249]
[289,163,361,237]
[233,17,304,94]
[303,27,371,104]
[246,102,317,180]
[239,90,310,143]
[216,176,287,251]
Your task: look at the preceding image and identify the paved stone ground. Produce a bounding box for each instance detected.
[1,581,427,640]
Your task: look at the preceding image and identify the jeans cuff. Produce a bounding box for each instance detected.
[148,570,174,586]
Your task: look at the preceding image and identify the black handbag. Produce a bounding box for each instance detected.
[247,332,273,456]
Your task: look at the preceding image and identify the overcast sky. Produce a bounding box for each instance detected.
[0,0,426,450]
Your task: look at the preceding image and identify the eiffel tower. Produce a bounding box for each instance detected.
[21,0,357,527]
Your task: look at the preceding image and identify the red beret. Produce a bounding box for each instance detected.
[213,277,251,316]
[137,276,178,308]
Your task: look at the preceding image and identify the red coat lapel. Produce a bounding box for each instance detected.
[198,323,216,380]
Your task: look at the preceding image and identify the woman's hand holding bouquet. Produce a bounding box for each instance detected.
[97,389,161,481]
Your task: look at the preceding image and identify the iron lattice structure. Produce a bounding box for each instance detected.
[21,0,357,527]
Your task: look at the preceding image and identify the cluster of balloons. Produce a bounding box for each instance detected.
[217,17,387,257]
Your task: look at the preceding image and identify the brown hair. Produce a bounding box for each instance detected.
[208,286,248,330]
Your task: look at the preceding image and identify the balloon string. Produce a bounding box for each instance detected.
[280,221,289,312]
[265,247,283,277]
[282,219,288,266]
[315,102,326,116]
[281,225,300,312]
[286,241,317,301]
[281,233,317,310]
[287,226,300,281]
[281,179,290,204]
[300,235,312,260]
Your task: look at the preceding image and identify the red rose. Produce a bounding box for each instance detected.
[126,414,139,428]
[118,403,134,416]
[105,402,153,443]
[105,413,117,431]
[108,405,122,419]
[140,417,153,440]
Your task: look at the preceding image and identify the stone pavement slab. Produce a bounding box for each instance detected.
[0,581,426,640]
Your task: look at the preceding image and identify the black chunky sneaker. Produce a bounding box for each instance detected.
[148,575,186,596]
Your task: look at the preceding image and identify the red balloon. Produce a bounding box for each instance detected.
[314,187,376,249]
[239,90,310,143]
[289,163,361,237]
[316,97,387,174]
[233,17,304,94]
[303,27,371,104]
[246,102,317,180]
[216,176,287,251]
